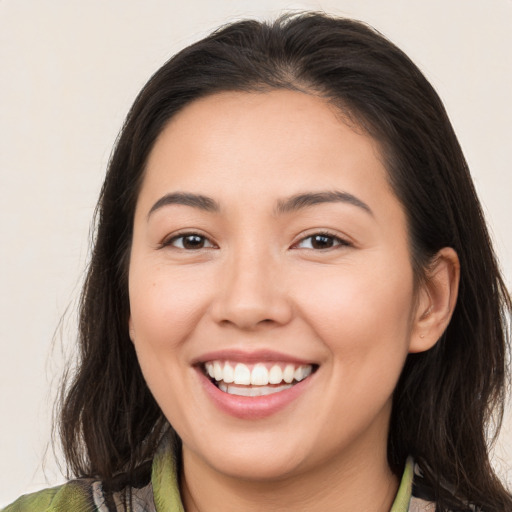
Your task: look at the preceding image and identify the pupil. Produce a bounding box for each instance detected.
[183,235,204,249]
[312,235,333,249]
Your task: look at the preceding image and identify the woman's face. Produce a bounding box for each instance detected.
[128,90,422,481]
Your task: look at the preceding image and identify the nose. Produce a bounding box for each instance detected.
[210,246,293,330]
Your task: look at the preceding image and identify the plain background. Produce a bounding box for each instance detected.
[1,0,511,506]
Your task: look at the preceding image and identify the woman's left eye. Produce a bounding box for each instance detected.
[294,233,349,250]
[164,233,215,250]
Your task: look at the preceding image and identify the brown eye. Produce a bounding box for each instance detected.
[310,235,335,249]
[296,233,349,250]
[166,233,215,250]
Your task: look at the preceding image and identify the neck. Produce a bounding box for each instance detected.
[180,444,399,512]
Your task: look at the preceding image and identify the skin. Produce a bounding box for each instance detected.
[128,90,459,512]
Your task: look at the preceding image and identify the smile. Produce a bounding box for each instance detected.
[204,361,314,397]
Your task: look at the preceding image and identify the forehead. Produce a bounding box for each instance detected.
[138,90,398,216]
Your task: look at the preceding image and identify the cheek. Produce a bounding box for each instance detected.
[128,265,212,428]
[294,256,415,360]
[129,264,210,351]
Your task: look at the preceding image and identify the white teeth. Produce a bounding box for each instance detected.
[205,360,314,388]
[268,365,283,384]
[283,364,295,384]
[294,365,312,382]
[213,361,223,381]
[223,362,234,383]
[219,383,294,397]
[250,364,269,385]
[233,363,251,385]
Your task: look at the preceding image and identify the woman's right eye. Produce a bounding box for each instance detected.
[163,233,215,250]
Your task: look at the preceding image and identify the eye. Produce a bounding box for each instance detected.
[164,233,216,250]
[294,232,350,250]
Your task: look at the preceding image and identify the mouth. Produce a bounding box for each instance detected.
[203,361,317,397]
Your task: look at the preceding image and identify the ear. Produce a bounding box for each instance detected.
[409,247,460,353]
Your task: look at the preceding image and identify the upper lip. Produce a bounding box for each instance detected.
[192,349,317,366]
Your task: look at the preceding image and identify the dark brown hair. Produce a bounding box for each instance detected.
[59,12,511,511]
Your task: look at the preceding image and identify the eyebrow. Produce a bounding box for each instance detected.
[275,191,373,216]
[147,189,373,219]
[148,192,220,218]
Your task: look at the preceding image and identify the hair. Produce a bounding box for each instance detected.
[58,12,511,511]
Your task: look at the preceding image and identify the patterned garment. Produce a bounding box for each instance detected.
[2,436,458,512]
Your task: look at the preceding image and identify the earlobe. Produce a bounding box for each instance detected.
[409,247,460,353]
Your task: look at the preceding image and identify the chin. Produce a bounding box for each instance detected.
[184,435,312,482]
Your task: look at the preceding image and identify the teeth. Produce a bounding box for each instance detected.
[268,365,283,384]
[213,361,223,381]
[218,383,293,397]
[294,365,312,382]
[250,364,268,385]
[233,363,251,385]
[204,361,313,388]
[283,364,295,384]
[223,362,234,383]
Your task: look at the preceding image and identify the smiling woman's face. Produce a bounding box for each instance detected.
[128,90,425,481]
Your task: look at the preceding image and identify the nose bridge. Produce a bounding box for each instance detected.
[212,237,291,329]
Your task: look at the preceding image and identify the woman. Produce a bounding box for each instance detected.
[4,12,511,512]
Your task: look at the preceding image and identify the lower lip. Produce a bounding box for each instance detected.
[197,369,313,420]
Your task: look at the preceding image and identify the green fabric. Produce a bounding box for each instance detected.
[151,443,183,512]
[2,481,94,512]
[1,487,58,512]
[390,457,414,512]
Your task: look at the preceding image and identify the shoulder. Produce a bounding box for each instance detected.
[1,476,155,512]
[2,479,97,512]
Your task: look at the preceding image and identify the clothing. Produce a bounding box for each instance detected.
[1,436,442,512]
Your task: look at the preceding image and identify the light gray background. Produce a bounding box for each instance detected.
[1,0,511,506]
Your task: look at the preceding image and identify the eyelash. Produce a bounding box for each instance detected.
[162,231,351,251]
[292,231,351,250]
[161,232,216,250]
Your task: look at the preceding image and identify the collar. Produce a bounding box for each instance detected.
[390,457,414,512]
